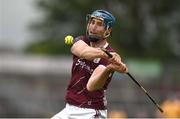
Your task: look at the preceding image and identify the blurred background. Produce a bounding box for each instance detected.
[0,0,180,118]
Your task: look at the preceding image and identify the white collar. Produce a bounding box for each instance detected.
[103,42,109,48]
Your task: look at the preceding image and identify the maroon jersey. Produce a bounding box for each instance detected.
[65,35,114,110]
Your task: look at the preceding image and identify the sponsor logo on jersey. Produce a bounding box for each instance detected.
[93,58,101,63]
[75,59,94,74]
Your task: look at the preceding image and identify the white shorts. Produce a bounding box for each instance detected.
[51,103,107,119]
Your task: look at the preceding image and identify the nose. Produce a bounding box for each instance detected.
[91,23,97,31]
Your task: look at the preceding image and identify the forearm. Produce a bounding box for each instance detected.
[71,40,107,60]
[87,65,113,91]
[80,47,105,60]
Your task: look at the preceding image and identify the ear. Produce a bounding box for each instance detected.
[108,28,112,34]
[105,28,112,36]
[104,28,112,38]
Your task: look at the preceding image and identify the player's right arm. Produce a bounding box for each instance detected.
[71,39,108,60]
[71,38,128,72]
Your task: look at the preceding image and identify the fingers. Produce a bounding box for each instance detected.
[120,63,128,73]
[107,62,128,73]
[113,62,128,73]
[109,52,121,65]
[107,52,128,73]
[100,48,110,59]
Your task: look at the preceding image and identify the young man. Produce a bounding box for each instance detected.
[51,10,128,119]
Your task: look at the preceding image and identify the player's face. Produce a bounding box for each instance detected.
[87,18,105,37]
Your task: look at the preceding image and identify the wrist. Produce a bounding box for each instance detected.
[106,64,114,73]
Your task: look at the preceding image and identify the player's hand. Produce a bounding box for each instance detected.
[107,52,128,73]
[107,62,128,73]
[108,52,121,65]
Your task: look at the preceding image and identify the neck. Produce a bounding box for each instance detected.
[91,39,108,48]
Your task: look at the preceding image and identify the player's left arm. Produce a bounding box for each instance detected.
[86,65,113,92]
[86,52,128,92]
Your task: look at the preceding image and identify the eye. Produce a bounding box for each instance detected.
[97,21,104,26]
[91,20,95,24]
[89,19,95,25]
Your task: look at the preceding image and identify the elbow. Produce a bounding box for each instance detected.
[86,84,95,92]
[86,83,102,92]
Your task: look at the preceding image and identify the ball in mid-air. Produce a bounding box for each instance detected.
[65,35,74,45]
